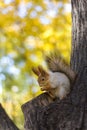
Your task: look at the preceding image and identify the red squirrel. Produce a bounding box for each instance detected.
[32,53,76,99]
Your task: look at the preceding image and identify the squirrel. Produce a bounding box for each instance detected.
[32,53,76,100]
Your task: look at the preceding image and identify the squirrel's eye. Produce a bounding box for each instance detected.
[42,78,45,81]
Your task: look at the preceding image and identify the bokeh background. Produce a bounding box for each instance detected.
[0,0,71,129]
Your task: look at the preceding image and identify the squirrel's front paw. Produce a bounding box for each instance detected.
[40,87,45,91]
[40,85,52,91]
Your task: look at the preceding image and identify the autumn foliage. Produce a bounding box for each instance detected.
[0,0,71,129]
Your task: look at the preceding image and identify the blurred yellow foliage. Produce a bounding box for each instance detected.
[0,0,71,129]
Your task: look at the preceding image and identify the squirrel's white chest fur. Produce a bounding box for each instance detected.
[48,72,70,99]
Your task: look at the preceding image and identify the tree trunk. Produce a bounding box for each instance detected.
[22,0,87,130]
[0,104,19,130]
[71,0,87,72]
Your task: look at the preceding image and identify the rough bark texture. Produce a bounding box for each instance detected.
[71,0,87,72]
[22,0,87,130]
[22,93,53,130]
[0,104,19,130]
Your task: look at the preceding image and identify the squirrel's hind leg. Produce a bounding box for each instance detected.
[58,86,70,100]
[47,91,56,99]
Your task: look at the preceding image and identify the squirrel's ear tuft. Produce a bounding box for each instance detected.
[32,67,40,76]
[38,65,49,76]
[38,65,43,72]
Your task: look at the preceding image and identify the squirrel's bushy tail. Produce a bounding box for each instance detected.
[45,52,76,83]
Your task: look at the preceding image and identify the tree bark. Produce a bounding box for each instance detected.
[22,0,87,130]
[71,0,87,72]
[21,93,53,130]
[0,104,19,130]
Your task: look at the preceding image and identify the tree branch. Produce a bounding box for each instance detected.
[0,104,19,130]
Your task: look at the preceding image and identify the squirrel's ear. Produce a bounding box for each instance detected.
[38,66,49,76]
[32,67,40,76]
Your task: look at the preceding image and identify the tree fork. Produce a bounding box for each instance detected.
[22,0,87,130]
